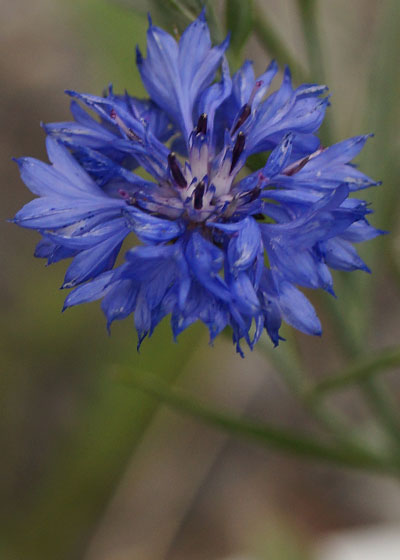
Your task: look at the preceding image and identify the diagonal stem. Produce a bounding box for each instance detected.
[360,377,400,451]
[253,1,307,82]
[163,0,197,22]
[297,0,325,82]
[118,368,398,476]
[296,0,332,143]
[260,337,374,454]
[306,346,400,399]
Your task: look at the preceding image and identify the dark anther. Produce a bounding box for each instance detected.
[253,213,265,221]
[248,186,261,202]
[231,80,263,135]
[193,181,205,210]
[127,128,140,141]
[232,104,251,134]
[110,109,140,141]
[239,186,260,204]
[284,155,311,176]
[196,113,207,135]
[168,152,187,188]
[230,132,246,173]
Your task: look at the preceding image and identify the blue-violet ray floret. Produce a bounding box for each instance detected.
[13,10,382,355]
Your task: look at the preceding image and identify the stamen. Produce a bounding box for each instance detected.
[253,213,265,220]
[245,171,264,202]
[230,132,245,172]
[193,181,205,210]
[168,152,187,188]
[196,113,207,135]
[283,147,325,176]
[231,80,263,134]
[232,104,251,134]
[118,188,136,206]
[249,79,264,105]
[173,25,180,40]
[110,109,140,141]
[248,186,261,202]
[238,184,261,204]
[118,188,130,200]
[284,156,310,176]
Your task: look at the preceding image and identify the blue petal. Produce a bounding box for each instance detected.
[230,272,260,315]
[134,288,152,347]
[45,137,102,195]
[323,238,370,272]
[144,260,177,310]
[263,133,293,178]
[14,197,123,229]
[277,280,322,335]
[137,12,228,139]
[214,217,262,274]
[44,120,117,150]
[273,135,378,192]
[231,59,256,108]
[262,185,357,249]
[198,57,232,142]
[171,282,228,341]
[222,59,279,129]
[63,271,115,309]
[123,207,185,243]
[45,217,130,250]
[62,229,127,288]
[245,67,328,154]
[341,220,385,242]
[34,238,77,264]
[101,279,138,329]
[251,60,280,109]
[14,155,105,199]
[185,232,231,301]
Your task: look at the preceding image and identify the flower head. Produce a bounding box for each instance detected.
[14,11,382,355]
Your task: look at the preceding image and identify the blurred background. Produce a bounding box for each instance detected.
[1,0,400,558]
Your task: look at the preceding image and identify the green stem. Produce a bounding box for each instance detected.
[315,287,400,452]
[320,289,366,359]
[120,369,397,476]
[360,377,400,452]
[296,0,332,143]
[307,346,400,399]
[306,345,400,456]
[260,337,371,452]
[297,0,325,82]
[164,0,197,22]
[202,0,224,43]
[253,2,307,82]
[386,233,400,287]
[364,1,400,288]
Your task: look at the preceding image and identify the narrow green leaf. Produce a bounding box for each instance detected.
[226,0,253,58]
[306,346,400,399]
[122,369,397,475]
[253,1,307,83]
[360,377,400,452]
[363,0,400,283]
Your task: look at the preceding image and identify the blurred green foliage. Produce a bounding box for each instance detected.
[1,3,205,558]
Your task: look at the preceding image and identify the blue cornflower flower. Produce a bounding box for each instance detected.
[13,10,382,355]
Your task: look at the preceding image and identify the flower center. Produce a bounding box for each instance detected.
[115,80,266,224]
